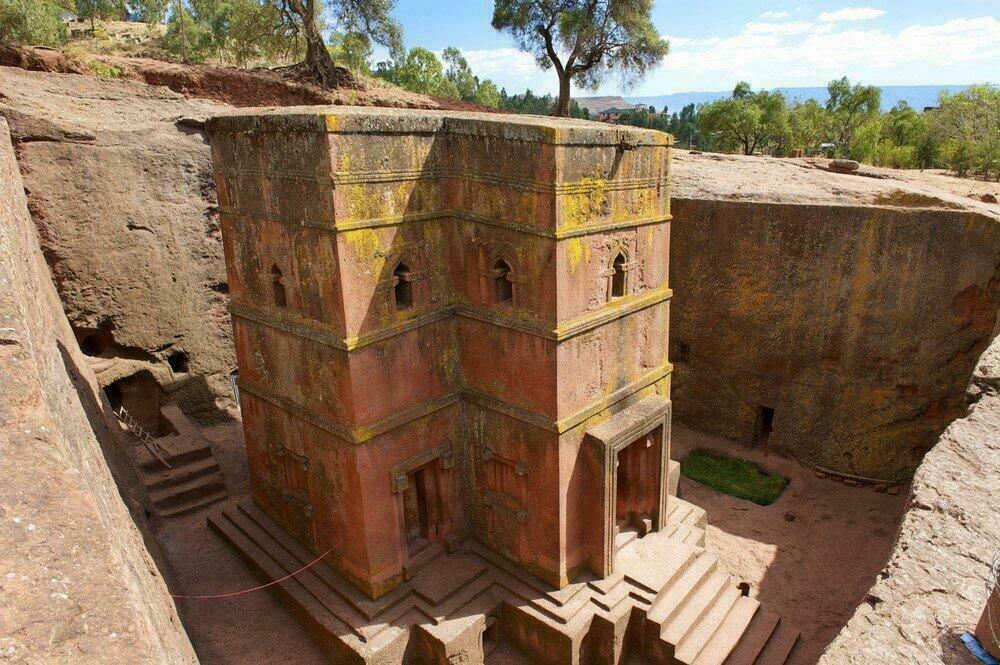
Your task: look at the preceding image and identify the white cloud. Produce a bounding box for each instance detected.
[459,48,544,86]
[818,7,887,23]
[745,21,819,36]
[634,15,1000,93]
[454,14,999,97]
[760,10,790,19]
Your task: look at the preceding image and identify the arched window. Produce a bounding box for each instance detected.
[270,265,287,308]
[393,262,413,310]
[610,253,626,298]
[492,259,513,304]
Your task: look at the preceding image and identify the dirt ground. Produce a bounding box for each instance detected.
[153,419,908,664]
[153,421,327,665]
[672,425,909,664]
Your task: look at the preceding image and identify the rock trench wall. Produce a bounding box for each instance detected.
[0,67,236,423]
[669,197,1000,480]
[819,333,1000,663]
[0,117,196,662]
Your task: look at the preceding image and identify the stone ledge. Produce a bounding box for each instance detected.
[205,106,671,147]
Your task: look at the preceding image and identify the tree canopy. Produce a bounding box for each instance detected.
[825,76,881,152]
[697,82,789,155]
[491,0,668,116]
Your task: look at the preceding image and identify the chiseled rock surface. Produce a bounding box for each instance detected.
[819,335,1000,664]
[670,150,1000,480]
[0,117,196,663]
[0,66,236,420]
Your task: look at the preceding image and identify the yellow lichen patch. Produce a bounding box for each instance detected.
[560,177,609,232]
[439,340,460,382]
[324,114,342,132]
[566,237,590,274]
[342,228,383,266]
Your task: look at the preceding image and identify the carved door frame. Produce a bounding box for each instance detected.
[585,396,671,578]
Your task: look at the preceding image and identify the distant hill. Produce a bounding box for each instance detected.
[574,95,638,114]
[624,85,984,113]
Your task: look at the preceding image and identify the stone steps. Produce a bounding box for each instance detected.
[689,596,760,665]
[638,497,800,665]
[134,415,226,517]
[206,495,799,664]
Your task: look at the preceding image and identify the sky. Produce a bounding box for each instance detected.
[372,1,1000,96]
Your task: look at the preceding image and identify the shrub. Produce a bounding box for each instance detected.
[0,0,69,47]
[89,59,122,78]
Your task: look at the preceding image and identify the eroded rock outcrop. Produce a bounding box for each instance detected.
[819,334,1000,663]
[0,117,196,662]
[0,66,236,420]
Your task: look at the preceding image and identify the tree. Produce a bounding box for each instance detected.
[163,0,292,65]
[825,76,881,156]
[667,103,698,146]
[375,47,459,98]
[329,31,372,73]
[698,82,789,155]
[934,84,1000,179]
[77,0,116,30]
[788,99,829,155]
[491,0,669,117]
[0,0,72,46]
[473,79,502,108]
[277,0,401,86]
[442,47,479,101]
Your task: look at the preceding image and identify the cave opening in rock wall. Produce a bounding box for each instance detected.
[167,350,189,374]
[104,371,176,437]
[77,321,116,357]
[753,405,775,450]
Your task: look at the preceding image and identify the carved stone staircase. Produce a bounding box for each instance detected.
[208,484,800,664]
[136,405,226,517]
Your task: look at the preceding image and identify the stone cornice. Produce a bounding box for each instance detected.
[219,205,671,239]
[216,165,665,197]
[206,108,671,147]
[230,284,670,350]
[237,361,673,445]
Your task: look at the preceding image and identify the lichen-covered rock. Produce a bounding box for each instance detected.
[820,335,1000,664]
[0,117,196,662]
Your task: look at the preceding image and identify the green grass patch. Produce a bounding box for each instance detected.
[680,448,788,506]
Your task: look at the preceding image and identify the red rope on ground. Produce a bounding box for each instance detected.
[171,542,339,600]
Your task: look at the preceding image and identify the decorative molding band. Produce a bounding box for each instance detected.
[457,283,672,342]
[331,167,444,185]
[238,377,460,445]
[462,361,672,435]
[232,281,669,353]
[232,281,668,355]
[239,360,670,444]
[231,302,350,350]
[230,302,454,351]
[217,165,663,197]
[216,167,331,184]
[220,205,670,239]
[453,210,672,240]
[554,363,671,434]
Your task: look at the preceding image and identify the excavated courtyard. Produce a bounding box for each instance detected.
[1,58,998,664]
[148,421,907,664]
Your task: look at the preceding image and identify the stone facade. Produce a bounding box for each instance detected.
[208,107,673,599]
[207,109,803,664]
